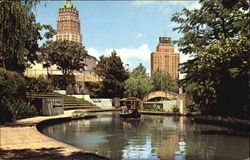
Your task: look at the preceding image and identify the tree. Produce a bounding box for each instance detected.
[125,63,154,99]
[171,0,249,56]
[182,33,248,116]
[171,0,249,118]
[93,50,129,98]
[40,40,88,87]
[40,40,88,76]
[0,0,53,73]
[151,71,178,93]
[0,0,54,123]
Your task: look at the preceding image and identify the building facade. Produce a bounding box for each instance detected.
[151,37,179,79]
[56,0,83,44]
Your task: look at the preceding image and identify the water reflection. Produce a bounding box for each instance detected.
[42,112,249,160]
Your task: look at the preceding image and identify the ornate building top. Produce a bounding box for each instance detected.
[60,0,76,9]
[158,37,172,46]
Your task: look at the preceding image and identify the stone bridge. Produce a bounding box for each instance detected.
[143,91,180,101]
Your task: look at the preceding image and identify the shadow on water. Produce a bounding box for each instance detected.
[195,129,250,137]
[0,147,110,160]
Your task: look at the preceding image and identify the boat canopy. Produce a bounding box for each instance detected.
[120,97,141,102]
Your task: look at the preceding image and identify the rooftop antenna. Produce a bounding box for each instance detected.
[164,31,166,37]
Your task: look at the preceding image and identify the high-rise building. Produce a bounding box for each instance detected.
[151,37,179,79]
[56,0,83,44]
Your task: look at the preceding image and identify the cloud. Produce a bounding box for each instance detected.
[132,32,143,38]
[87,45,195,78]
[131,1,171,14]
[131,1,201,13]
[87,44,151,72]
[131,1,156,7]
[86,48,101,59]
[186,1,201,10]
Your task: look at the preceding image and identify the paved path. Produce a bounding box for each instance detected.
[0,110,110,159]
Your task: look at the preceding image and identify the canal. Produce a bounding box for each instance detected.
[41,112,249,160]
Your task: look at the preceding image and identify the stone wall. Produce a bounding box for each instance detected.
[42,98,64,116]
[92,99,113,109]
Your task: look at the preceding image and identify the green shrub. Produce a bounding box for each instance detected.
[0,68,37,124]
[187,103,201,113]
[0,98,36,123]
[15,101,37,120]
[0,67,26,100]
[0,98,13,123]
[172,105,180,113]
[50,75,75,90]
[26,76,53,93]
[154,104,164,112]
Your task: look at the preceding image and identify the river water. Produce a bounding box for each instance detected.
[41,112,249,160]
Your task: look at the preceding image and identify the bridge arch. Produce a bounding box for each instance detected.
[143,91,179,101]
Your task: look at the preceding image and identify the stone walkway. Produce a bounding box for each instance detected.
[0,110,110,160]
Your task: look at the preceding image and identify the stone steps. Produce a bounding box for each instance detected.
[26,92,99,110]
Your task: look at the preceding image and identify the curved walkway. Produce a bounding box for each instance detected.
[0,110,110,160]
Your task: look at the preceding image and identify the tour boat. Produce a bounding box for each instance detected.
[119,97,141,119]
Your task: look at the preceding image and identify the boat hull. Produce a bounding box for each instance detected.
[119,110,141,119]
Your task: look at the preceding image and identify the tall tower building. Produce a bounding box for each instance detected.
[56,0,83,45]
[25,0,100,82]
[151,37,179,79]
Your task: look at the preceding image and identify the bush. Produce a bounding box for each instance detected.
[15,101,37,120]
[0,98,37,123]
[0,67,26,100]
[0,68,37,124]
[26,76,53,93]
[0,98,13,123]
[187,103,201,113]
[172,105,179,113]
[50,75,75,90]
[154,104,164,112]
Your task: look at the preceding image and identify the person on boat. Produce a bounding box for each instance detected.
[122,105,129,113]
[127,105,133,113]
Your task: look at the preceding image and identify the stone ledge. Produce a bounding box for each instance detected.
[141,110,181,116]
[0,110,110,160]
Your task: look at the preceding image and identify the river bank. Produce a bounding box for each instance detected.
[141,111,249,136]
[188,115,250,136]
[143,111,249,132]
[0,110,111,160]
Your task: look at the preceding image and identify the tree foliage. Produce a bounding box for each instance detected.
[151,71,178,93]
[171,0,249,56]
[40,40,88,76]
[25,76,53,93]
[171,0,249,118]
[125,63,154,99]
[0,0,54,73]
[93,51,129,98]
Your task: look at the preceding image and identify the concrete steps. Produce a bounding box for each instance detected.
[26,92,99,110]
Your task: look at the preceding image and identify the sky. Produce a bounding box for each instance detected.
[35,0,200,76]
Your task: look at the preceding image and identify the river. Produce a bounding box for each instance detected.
[41,112,249,160]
